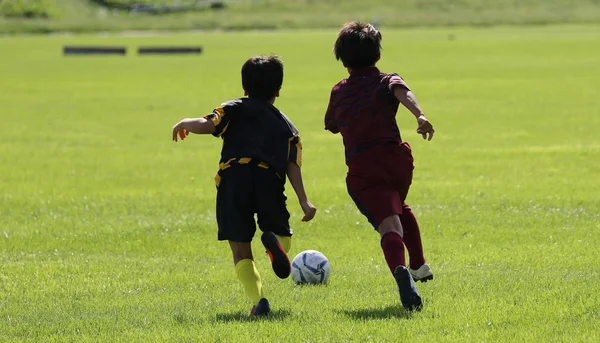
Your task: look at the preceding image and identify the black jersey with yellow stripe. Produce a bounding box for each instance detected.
[204,97,302,181]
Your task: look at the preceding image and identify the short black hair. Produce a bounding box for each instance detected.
[241,55,284,101]
[333,21,382,70]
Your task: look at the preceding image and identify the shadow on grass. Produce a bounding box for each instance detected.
[214,309,292,322]
[293,283,330,288]
[340,305,414,320]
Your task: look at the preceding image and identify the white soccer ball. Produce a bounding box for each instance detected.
[291,250,330,284]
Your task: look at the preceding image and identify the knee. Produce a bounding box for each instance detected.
[378,215,403,238]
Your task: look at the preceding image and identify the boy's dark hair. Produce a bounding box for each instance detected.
[333,21,382,70]
[241,55,284,101]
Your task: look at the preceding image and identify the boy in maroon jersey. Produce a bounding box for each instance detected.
[324,21,435,311]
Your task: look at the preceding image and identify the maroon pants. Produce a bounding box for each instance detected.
[346,142,414,228]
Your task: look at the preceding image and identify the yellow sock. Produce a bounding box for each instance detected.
[276,235,291,253]
[234,259,263,305]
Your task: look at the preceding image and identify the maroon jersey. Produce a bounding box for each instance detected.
[324,67,410,166]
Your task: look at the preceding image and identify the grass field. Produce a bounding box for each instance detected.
[1,24,600,342]
[2,0,600,33]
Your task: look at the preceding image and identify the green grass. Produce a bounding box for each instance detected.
[2,0,600,33]
[1,24,600,342]
[0,0,58,18]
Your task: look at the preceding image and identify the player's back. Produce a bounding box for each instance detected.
[219,97,297,175]
[324,67,408,166]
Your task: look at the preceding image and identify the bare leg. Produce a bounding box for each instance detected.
[229,241,253,265]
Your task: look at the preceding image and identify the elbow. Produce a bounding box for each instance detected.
[201,126,216,135]
[198,119,216,134]
[325,124,340,134]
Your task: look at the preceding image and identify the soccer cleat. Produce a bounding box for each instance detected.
[250,298,271,317]
[409,263,434,283]
[394,266,423,312]
[261,231,291,279]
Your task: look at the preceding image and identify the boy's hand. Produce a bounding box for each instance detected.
[172,117,216,140]
[172,121,189,142]
[300,200,317,222]
[416,115,434,141]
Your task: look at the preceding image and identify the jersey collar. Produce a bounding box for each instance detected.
[349,66,380,77]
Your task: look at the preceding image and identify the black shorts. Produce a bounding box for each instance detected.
[216,164,292,242]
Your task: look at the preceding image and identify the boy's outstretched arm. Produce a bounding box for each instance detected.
[393,86,435,141]
[172,118,216,142]
[286,162,317,222]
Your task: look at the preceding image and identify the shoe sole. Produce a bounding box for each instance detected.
[261,232,291,279]
[412,274,434,283]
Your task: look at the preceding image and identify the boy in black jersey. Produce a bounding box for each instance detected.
[172,55,317,316]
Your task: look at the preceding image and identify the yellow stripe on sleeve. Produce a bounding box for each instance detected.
[288,136,302,167]
[209,105,226,126]
[295,137,303,167]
